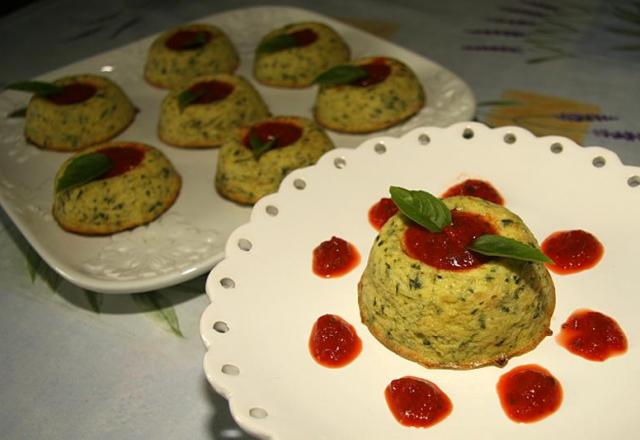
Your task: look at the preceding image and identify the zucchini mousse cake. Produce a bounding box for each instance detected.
[253,22,350,88]
[358,196,555,369]
[24,74,135,151]
[144,23,239,89]
[158,74,269,148]
[314,56,425,133]
[53,141,181,235]
[215,116,334,204]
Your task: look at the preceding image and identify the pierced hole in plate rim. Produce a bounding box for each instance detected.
[503,133,517,144]
[550,142,563,153]
[220,277,235,289]
[213,321,229,333]
[418,133,430,145]
[374,142,386,154]
[628,175,640,187]
[238,238,252,251]
[334,157,347,169]
[221,364,240,376]
[592,156,606,168]
[265,205,279,216]
[249,408,268,419]
[462,128,474,139]
[293,178,306,190]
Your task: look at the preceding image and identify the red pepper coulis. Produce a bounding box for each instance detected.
[312,236,360,278]
[404,210,496,270]
[557,309,627,361]
[385,376,452,428]
[243,121,303,149]
[47,83,97,105]
[368,197,399,230]
[165,29,212,50]
[187,80,234,104]
[541,229,604,274]
[97,146,145,179]
[309,314,362,368]
[442,179,504,205]
[497,364,563,423]
[289,28,318,47]
[350,59,391,87]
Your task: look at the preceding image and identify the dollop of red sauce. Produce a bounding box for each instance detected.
[289,28,318,47]
[541,229,604,274]
[97,146,145,179]
[350,59,391,87]
[165,29,212,50]
[497,364,563,423]
[404,210,496,270]
[442,179,504,205]
[312,236,360,278]
[243,121,303,149]
[309,314,362,368]
[368,197,399,230]
[385,376,452,428]
[187,80,234,104]
[557,309,627,361]
[47,83,97,105]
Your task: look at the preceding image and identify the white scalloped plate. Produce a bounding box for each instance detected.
[201,122,640,439]
[0,6,474,294]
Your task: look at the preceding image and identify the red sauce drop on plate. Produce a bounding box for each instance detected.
[385,376,452,428]
[557,309,627,361]
[165,29,212,50]
[497,364,562,423]
[312,236,360,278]
[187,80,234,104]
[47,83,97,105]
[350,59,391,87]
[289,28,318,47]
[404,210,496,270]
[442,179,504,205]
[243,121,303,149]
[97,146,145,179]
[309,314,362,367]
[541,230,604,274]
[368,197,399,230]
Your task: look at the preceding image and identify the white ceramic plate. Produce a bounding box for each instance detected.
[0,6,474,294]
[201,122,640,439]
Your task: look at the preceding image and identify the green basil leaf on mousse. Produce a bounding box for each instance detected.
[469,234,553,264]
[179,31,208,49]
[314,65,368,87]
[56,152,112,192]
[5,80,63,97]
[257,33,298,53]
[249,132,277,160]
[177,89,204,111]
[389,186,452,232]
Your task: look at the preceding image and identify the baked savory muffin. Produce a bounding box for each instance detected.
[358,196,555,369]
[253,22,350,88]
[158,74,269,148]
[144,23,239,89]
[215,116,334,204]
[52,141,181,235]
[314,56,425,133]
[24,74,135,151]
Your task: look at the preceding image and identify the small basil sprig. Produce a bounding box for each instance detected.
[56,152,112,192]
[177,89,204,111]
[257,33,298,53]
[389,186,451,232]
[314,65,368,87]
[249,132,276,160]
[468,235,553,263]
[5,80,63,97]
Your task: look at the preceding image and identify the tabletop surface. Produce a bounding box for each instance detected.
[1,0,638,439]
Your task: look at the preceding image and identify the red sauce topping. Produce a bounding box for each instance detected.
[557,309,627,361]
[368,197,399,230]
[289,28,318,47]
[385,376,452,428]
[243,121,303,149]
[404,210,496,270]
[442,179,504,205]
[97,146,145,179]
[541,230,604,274]
[187,80,234,104]
[350,59,391,87]
[497,364,563,423]
[165,29,212,50]
[47,83,97,105]
[312,236,360,278]
[309,314,362,368]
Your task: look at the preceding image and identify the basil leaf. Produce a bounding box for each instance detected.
[178,31,208,49]
[177,89,204,111]
[5,80,63,97]
[389,186,452,232]
[56,152,112,192]
[468,234,553,263]
[257,33,298,53]
[249,132,277,160]
[314,65,368,87]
